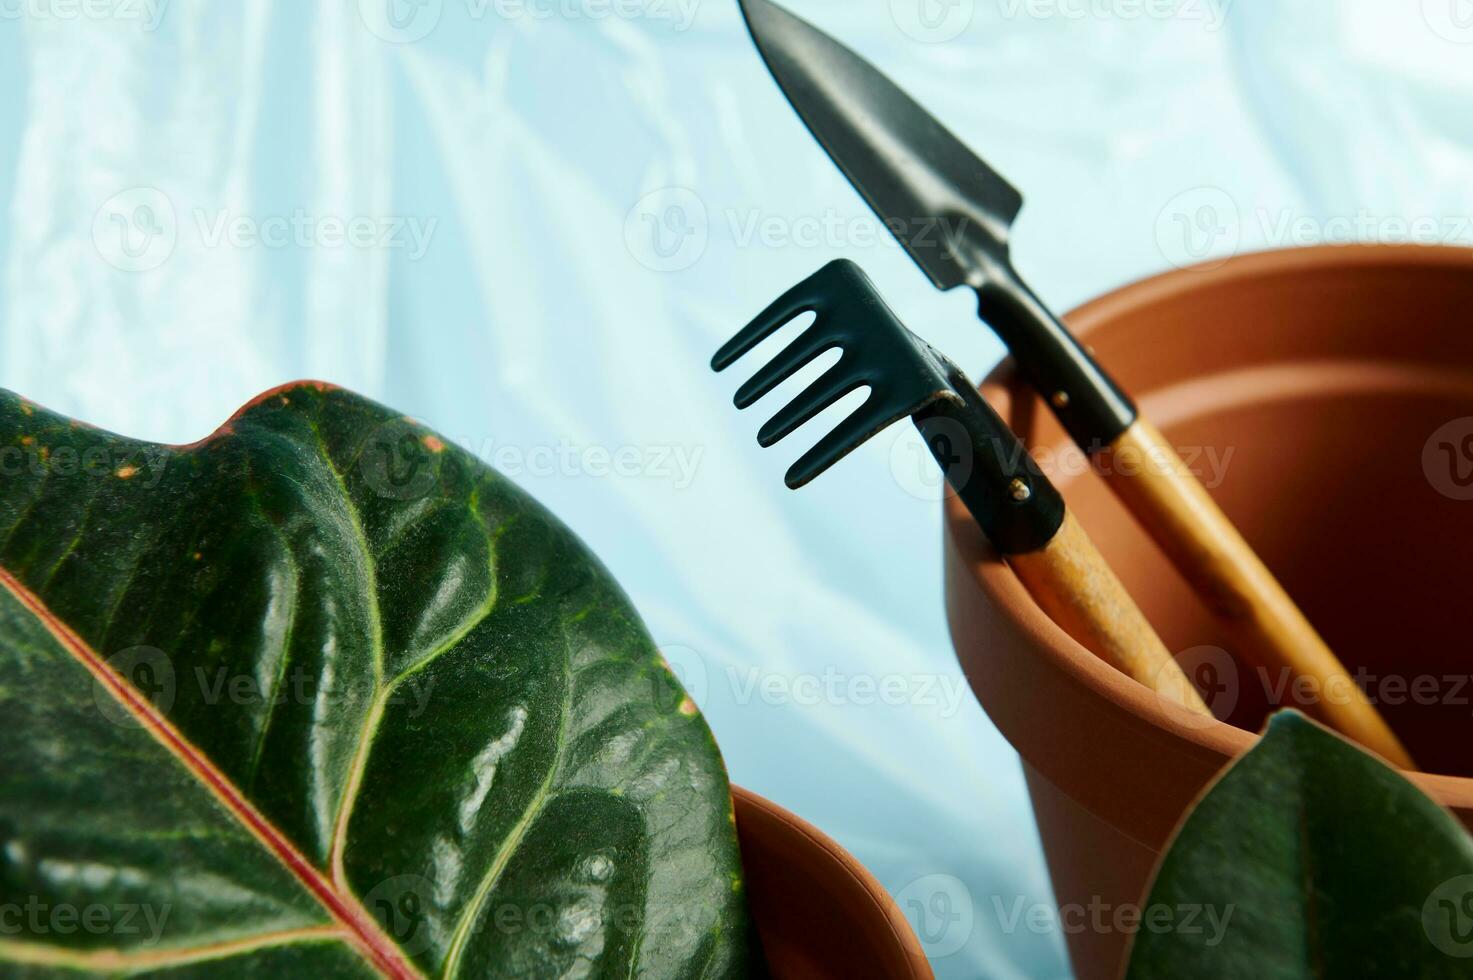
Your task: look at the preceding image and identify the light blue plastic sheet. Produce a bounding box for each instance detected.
[3,2,1471,976]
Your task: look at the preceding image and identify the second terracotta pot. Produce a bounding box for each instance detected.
[733,785,932,978]
[944,244,1473,979]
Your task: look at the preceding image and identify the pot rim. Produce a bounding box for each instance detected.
[945,243,1473,804]
[730,783,934,978]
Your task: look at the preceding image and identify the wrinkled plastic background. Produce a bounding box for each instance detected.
[3,1,1472,976]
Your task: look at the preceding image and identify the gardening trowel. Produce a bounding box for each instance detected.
[735,0,1413,768]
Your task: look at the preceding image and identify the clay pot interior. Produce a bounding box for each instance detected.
[732,785,932,979]
[943,245,1473,980]
[991,246,1473,778]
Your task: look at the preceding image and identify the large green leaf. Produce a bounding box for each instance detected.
[0,383,758,978]
[1126,711,1473,979]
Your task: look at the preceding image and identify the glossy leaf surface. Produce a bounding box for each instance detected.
[1126,711,1473,979]
[0,383,757,978]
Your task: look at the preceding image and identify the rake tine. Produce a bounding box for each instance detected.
[712,276,823,372]
[713,258,1220,723]
[756,364,863,447]
[735,329,844,410]
[783,395,897,489]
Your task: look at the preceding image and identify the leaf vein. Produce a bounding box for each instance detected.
[0,925,349,972]
[439,634,576,978]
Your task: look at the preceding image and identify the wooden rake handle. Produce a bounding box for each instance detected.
[1098,419,1414,768]
[1008,510,1212,719]
[918,382,1212,721]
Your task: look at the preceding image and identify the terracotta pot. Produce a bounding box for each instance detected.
[944,244,1473,980]
[732,785,933,979]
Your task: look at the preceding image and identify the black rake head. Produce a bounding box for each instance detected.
[711,259,964,489]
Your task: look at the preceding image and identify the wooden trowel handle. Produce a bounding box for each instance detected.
[1099,419,1414,768]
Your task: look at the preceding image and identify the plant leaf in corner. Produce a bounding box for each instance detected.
[1126,710,1473,979]
[0,384,759,978]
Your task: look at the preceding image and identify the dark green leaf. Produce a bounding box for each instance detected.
[0,384,758,978]
[1126,711,1473,979]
